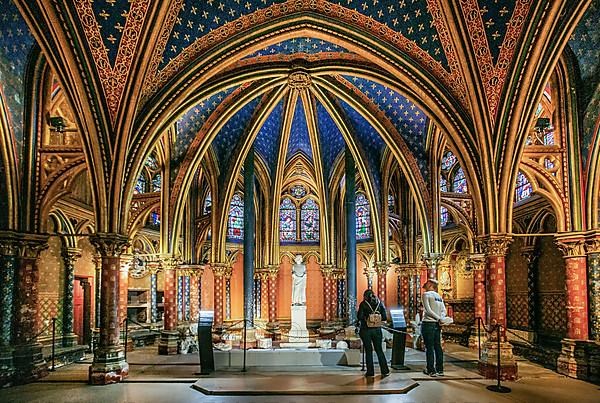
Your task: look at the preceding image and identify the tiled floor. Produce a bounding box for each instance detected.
[1,344,599,402]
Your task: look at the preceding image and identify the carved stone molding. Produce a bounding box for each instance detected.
[159,255,182,271]
[211,262,230,277]
[422,252,444,268]
[90,233,130,257]
[585,236,600,255]
[320,264,335,278]
[477,234,512,257]
[287,70,311,89]
[467,254,486,271]
[394,263,420,276]
[374,261,390,275]
[177,264,205,277]
[555,237,586,258]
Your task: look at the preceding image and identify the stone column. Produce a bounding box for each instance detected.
[211,263,228,328]
[394,264,412,313]
[585,237,600,341]
[148,263,160,323]
[243,147,255,328]
[89,233,129,385]
[422,252,443,280]
[61,247,81,347]
[81,279,92,347]
[521,247,539,332]
[118,254,132,325]
[158,257,179,355]
[375,262,389,303]
[190,274,200,323]
[468,254,487,349]
[93,254,101,329]
[321,265,334,323]
[0,235,17,385]
[556,236,590,379]
[12,235,49,383]
[345,147,357,326]
[477,234,517,380]
[266,265,279,331]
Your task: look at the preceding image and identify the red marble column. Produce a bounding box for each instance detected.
[12,235,48,382]
[400,275,410,308]
[211,264,227,327]
[267,270,278,325]
[469,254,487,323]
[189,275,200,323]
[89,234,129,385]
[331,273,339,319]
[375,262,389,304]
[478,235,516,380]
[321,266,333,323]
[423,253,443,281]
[162,266,177,331]
[118,255,131,326]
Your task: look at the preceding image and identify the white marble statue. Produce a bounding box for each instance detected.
[291,254,307,306]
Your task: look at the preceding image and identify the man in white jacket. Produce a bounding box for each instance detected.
[421,279,447,376]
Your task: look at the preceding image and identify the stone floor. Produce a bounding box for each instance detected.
[0,344,598,402]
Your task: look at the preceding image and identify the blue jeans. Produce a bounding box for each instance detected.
[359,327,389,376]
[421,321,443,373]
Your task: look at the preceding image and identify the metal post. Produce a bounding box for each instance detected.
[50,317,56,371]
[486,324,511,393]
[123,318,128,360]
[361,343,365,371]
[477,317,481,360]
[242,318,247,372]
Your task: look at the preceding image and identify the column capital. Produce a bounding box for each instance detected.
[585,235,600,255]
[211,262,229,277]
[320,264,336,277]
[177,264,205,277]
[90,233,129,257]
[146,261,162,274]
[254,268,269,281]
[159,255,182,270]
[467,254,486,271]
[555,235,586,258]
[477,234,512,257]
[393,263,421,276]
[374,261,390,275]
[331,268,346,280]
[62,247,82,260]
[422,252,444,268]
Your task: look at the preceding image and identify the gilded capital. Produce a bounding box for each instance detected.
[374,261,390,275]
[90,233,129,257]
[422,252,444,268]
[477,234,512,257]
[159,255,182,271]
[585,236,600,255]
[555,237,586,258]
[211,262,229,277]
[467,254,486,271]
[62,247,82,261]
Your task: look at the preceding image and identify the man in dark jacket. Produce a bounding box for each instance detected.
[357,289,390,377]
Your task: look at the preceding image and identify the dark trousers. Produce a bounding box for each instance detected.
[359,327,389,375]
[421,321,443,373]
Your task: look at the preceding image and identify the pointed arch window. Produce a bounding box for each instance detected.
[135,173,147,194]
[301,198,319,242]
[203,192,212,215]
[515,172,533,203]
[279,197,297,242]
[441,152,457,170]
[388,194,395,213]
[440,206,449,227]
[227,193,244,240]
[452,168,467,193]
[440,177,448,192]
[151,173,162,192]
[356,193,371,240]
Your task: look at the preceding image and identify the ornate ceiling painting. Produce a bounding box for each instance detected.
[0,0,35,160]
[72,0,150,122]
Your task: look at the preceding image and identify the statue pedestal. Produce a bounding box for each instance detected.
[286,305,309,346]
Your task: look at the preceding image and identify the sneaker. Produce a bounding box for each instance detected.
[381,371,390,378]
[437,371,444,376]
[422,369,437,377]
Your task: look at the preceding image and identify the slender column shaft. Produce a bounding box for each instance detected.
[212,265,227,326]
[118,256,132,325]
[469,255,487,323]
[81,279,92,346]
[94,256,101,328]
[268,274,277,323]
[330,276,338,320]
[244,149,255,327]
[62,248,81,344]
[163,266,177,331]
[587,251,600,341]
[0,241,17,348]
[323,275,332,322]
[150,272,158,323]
[345,149,357,325]
[190,275,199,322]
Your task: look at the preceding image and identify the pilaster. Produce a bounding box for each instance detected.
[158,256,180,355]
[88,233,129,385]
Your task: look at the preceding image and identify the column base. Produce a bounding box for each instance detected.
[88,345,128,385]
[12,343,48,384]
[586,341,600,383]
[0,346,14,387]
[478,340,518,381]
[62,333,79,348]
[468,326,488,350]
[158,330,179,355]
[557,338,590,380]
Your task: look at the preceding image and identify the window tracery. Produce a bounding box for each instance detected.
[227,193,244,240]
[356,193,371,240]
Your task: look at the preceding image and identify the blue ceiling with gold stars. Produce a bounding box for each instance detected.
[254,99,284,174]
[477,0,519,63]
[344,75,429,179]
[0,0,36,162]
[89,0,132,65]
[316,100,346,180]
[159,0,448,71]
[173,86,237,179]
[286,98,313,162]
[244,37,349,58]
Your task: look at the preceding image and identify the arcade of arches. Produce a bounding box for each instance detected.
[0,0,599,389]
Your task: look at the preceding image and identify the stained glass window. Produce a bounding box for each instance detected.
[544,158,555,170]
[543,130,554,145]
[145,155,158,171]
[135,174,147,194]
[356,193,371,240]
[203,192,212,215]
[441,152,457,171]
[279,197,297,242]
[440,176,448,192]
[301,198,319,242]
[151,173,162,192]
[452,168,467,193]
[227,193,244,240]
[515,172,532,203]
[440,207,449,227]
[291,184,307,198]
[388,194,395,213]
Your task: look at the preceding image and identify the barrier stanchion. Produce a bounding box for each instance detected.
[242,318,248,373]
[50,317,56,371]
[486,324,511,394]
[123,318,128,360]
[477,317,482,360]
